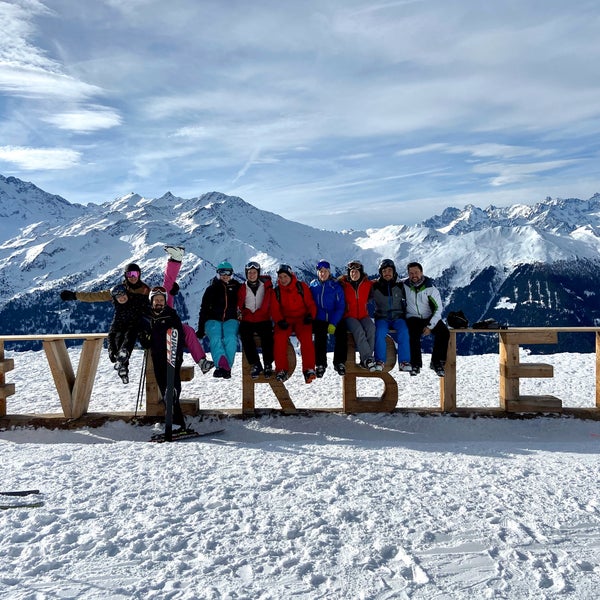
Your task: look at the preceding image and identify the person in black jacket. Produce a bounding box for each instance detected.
[197,261,241,379]
[140,286,186,428]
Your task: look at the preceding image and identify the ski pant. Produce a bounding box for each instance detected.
[163,258,207,363]
[239,320,274,367]
[108,326,137,364]
[313,319,348,368]
[406,317,450,368]
[205,319,239,370]
[346,317,375,363]
[374,318,410,364]
[274,318,315,373]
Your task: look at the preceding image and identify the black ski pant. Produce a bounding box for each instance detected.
[239,320,274,367]
[108,326,137,364]
[313,319,348,368]
[406,317,450,369]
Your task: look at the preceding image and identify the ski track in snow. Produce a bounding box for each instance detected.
[1,349,600,599]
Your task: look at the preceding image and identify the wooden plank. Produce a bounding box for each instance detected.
[441,331,457,411]
[500,331,558,345]
[501,363,554,379]
[499,341,520,409]
[180,366,195,382]
[0,359,15,374]
[343,372,398,413]
[42,340,75,418]
[70,338,104,419]
[0,383,16,400]
[505,395,562,413]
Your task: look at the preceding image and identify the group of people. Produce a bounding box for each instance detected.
[60,249,450,420]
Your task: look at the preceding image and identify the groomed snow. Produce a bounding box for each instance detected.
[1,348,599,599]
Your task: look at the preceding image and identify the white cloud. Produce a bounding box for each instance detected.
[0,146,81,170]
[42,106,122,132]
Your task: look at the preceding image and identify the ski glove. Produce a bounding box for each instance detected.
[303,315,313,325]
[196,326,205,339]
[327,323,336,335]
[170,281,179,296]
[60,290,77,301]
[277,320,289,330]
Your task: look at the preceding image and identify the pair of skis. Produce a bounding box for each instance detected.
[0,489,43,510]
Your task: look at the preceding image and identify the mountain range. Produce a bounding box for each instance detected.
[1,174,599,354]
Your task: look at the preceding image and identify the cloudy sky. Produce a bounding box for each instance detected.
[1,0,600,230]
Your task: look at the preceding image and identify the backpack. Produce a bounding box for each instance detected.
[447,310,469,329]
[472,318,507,330]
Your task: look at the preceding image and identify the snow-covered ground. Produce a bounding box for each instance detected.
[1,348,600,599]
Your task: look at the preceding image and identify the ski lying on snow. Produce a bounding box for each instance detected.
[0,502,44,510]
[150,428,225,443]
[0,489,40,497]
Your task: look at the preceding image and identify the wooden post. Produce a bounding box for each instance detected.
[441,331,457,411]
[0,340,16,417]
[241,337,297,415]
[42,339,76,418]
[70,338,104,418]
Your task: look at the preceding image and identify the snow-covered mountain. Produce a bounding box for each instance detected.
[1,174,599,353]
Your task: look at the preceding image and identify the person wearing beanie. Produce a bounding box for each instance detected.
[372,259,411,372]
[338,260,376,371]
[238,261,275,379]
[402,261,450,377]
[309,259,347,377]
[197,261,241,379]
[271,264,317,383]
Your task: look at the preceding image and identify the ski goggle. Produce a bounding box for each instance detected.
[217,268,233,276]
[317,260,330,270]
[149,286,167,300]
[125,270,140,278]
[245,261,260,271]
[347,262,362,270]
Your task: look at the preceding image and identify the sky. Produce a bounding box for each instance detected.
[1,348,599,598]
[1,0,600,230]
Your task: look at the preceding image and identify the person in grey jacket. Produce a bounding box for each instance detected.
[372,259,411,372]
[403,262,449,377]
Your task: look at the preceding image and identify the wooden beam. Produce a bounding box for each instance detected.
[500,331,558,345]
[70,338,104,418]
[42,339,75,418]
[442,331,457,411]
[505,395,562,413]
[501,363,554,379]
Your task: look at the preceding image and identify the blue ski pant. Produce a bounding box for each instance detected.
[374,318,410,364]
[205,319,239,370]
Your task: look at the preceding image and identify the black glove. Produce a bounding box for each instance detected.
[277,320,289,330]
[170,281,179,296]
[138,330,151,349]
[60,290,77,301]
[196,326,205,339]
[303,314,313,325]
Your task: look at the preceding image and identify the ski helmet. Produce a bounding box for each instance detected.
[111,284,128,298]
[149,286,168,303]
[347,260,364,276]
[216,261,234,275]
[245,261,261,275]
[378,258,396,276]
[124,263,141,276]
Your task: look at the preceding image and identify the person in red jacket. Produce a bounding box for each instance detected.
[238,261,275,379]
[271,264,317,383]
[338,260,376,371]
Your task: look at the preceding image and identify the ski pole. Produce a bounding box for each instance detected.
[134,349,148,418]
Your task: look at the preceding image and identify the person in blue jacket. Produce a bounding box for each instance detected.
[372,259,411,372]
[309,259,347,377]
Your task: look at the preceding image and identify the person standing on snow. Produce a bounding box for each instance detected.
[338,260,376,371]
[372,258,411,372]
[309,259,347,378]
[139,286,187,429]
[271,264,317,383]
[237,261,275,379]
[197,261,241,379]
[402,261,449,377]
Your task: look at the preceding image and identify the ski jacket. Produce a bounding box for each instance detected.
[338,274,373,320]
[309,277,345,325]
[372,275,406,320]
[238,276,274,323]
[75,278,151,302]
[109,293,148,332]
[198,276,241,328]
[271,275,316,322]
[402,276,444,329]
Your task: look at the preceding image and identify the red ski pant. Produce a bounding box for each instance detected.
[274,319,315,373]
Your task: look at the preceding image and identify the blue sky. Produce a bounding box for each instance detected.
[1,0,600,230]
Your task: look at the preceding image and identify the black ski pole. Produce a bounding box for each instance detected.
[134,349,148,419]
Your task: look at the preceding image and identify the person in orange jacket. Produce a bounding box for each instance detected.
[338,260,376,371]
[271,264,317,383]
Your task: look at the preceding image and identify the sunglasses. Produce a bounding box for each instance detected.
[217,269,233,276]
[125,270,140,278]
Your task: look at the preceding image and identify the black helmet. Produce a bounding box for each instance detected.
[378,258,396,276]
[245,261,261,275]
[111,284,127,298]
[347,260,364,276]
[124,263,141,275]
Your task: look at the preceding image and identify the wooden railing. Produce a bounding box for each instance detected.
[1,328,600,422]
